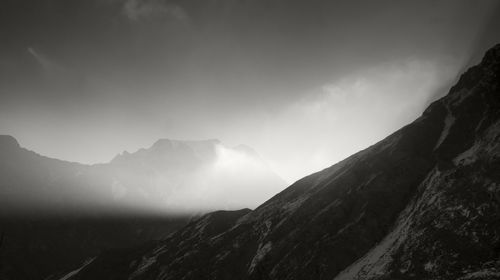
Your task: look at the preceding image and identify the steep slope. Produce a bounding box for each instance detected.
[68,209,252,280]
[70,44,500,280]
[334,46,500,280]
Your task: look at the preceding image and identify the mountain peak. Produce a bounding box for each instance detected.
[0,135,20,149]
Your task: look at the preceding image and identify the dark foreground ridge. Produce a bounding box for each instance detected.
[36,44,500,279]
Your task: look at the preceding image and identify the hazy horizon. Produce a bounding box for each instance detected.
[1,0,500,183]
[2,3,500,279]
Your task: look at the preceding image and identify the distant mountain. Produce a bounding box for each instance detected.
[0,135,97,216]
[104,138,286,212]
[0,137,285,280]
[0,137,286,215]
[66,44,500,280]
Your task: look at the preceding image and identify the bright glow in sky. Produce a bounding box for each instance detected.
[1,0,499,184]
[246,58,460,182]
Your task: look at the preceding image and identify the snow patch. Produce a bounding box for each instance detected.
[434,106,455,150]
[459,269,500,279]
[249,242,272,273]
[334,205,413,280]
[424,261,437,272]
[282,196,308,213]
[215,250,231,262]
[129,256,157,279]
[334,169,442,280]
[453,143,481,166]
[58,257,95,280]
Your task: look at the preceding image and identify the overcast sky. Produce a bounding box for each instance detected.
[1,0,500,182]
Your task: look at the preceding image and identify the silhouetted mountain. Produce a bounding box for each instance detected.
[0,138,284,280]
[65,44,500,280]
[0,137,285,215]
[0,136,97,216]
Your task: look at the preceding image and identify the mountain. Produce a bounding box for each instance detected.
[0,137,285,215]
[65,44,500,280]
[0,138,284,280]
[0,135,98,216]
[104,138,286,212]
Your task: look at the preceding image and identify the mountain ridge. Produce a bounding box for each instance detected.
[0,136,285,214]
[66,43,500,280]
[0,137,285,280]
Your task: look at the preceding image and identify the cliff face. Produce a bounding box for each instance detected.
[334,46,500,280]
[67,44,500,280]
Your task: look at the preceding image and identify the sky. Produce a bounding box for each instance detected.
[1,0,500,183]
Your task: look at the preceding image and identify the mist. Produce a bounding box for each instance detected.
[2,2,500,280]
[1,0,500,196]
[0,136,286,217]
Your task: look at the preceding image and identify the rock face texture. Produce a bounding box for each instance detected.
[68,44,500,280]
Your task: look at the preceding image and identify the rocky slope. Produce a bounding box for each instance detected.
[67,44,500,280]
